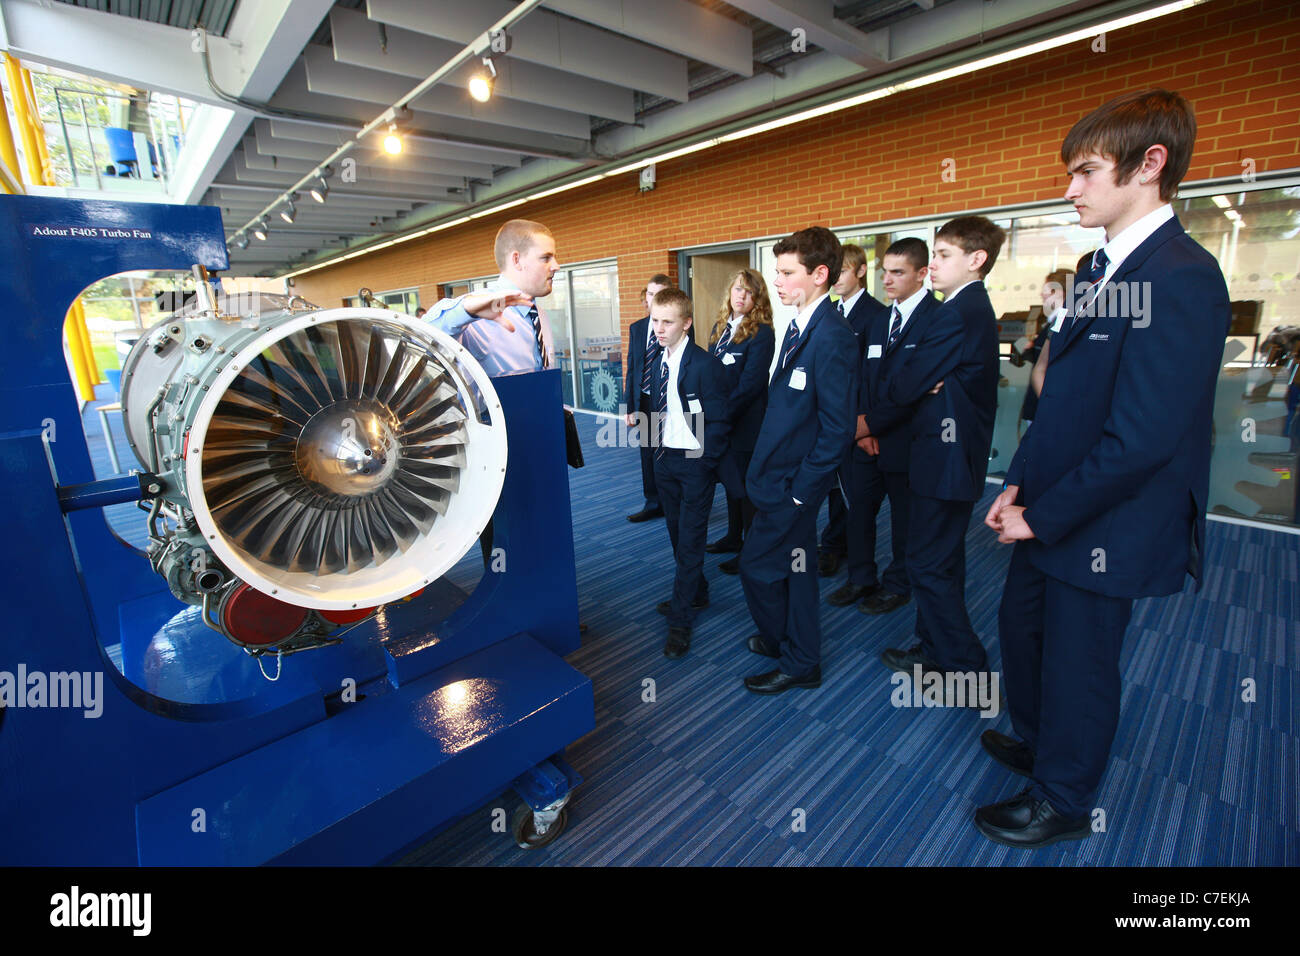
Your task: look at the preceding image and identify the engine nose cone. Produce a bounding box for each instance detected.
[296,400,400,498]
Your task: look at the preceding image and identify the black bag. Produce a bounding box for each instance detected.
[564,408,584,468]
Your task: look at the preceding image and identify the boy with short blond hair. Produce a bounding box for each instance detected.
[649,288,730,659]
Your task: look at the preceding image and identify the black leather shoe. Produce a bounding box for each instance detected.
[747,634,780,658]
[981,729,1034,777]
[817,551,844,576]
[627,506,665,523]
[664,626,691,659]
[744,667,821,694]
[657,595,708,615]
[718,555,741,575]
[974,791,1090,849]
[705,536,742,554]
[880,643,941,676]
[828,583,879,607]
[858,589,911,615]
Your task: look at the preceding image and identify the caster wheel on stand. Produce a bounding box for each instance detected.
[511,804,568,850]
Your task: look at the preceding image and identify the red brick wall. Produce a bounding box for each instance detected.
[293,0,1300,352]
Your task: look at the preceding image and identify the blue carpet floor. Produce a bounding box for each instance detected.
[81,390,1299,866]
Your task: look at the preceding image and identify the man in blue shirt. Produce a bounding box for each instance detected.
[424,218,561,571]
[427,218,560,375]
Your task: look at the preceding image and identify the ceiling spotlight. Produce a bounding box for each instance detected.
[253,218,269,241]
[280,196,297,224]
[309,174,329,203]
[469,57,497,103]
[234,234,249,250]
[383,123,402,155]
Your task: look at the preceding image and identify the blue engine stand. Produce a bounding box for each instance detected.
[0,196,593,865]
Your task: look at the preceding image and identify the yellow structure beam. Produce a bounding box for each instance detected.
[2,54,41,186]
[74,298,102,386]
[20,67,53,185]
[64,305,96,403]
[0,69,23,194]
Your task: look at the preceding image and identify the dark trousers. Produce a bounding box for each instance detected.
[718,445,756,542]
[654,449,713,628]
[878,469,911,596]
[740,501,821,677]
[636,391,659,508]
[821,485,847,555]
[999,542,1133,819]
[844,448,886,588]
[906,493,987,672]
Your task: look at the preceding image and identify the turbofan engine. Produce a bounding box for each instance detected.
[119,274,506,663]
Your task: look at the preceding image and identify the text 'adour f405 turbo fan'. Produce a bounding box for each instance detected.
[0,196,592,865]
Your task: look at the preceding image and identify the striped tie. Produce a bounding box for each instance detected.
[780,320,801,369]
[836,299,846,318]
[641,334,662,395]
[655,354,669,460]
[1065,248,1109,335]
[714,322,733,356]
[528,304,548,369]
[886,305,903,351]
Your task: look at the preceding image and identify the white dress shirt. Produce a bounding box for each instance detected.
[1097,203,1174,283]
[660,339,700,451]
[889,285,929,336]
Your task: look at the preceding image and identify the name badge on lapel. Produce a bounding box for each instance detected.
[721,352,737,366]
[789,368,807,391]
[867,344,883,359]
[688,398,702,413]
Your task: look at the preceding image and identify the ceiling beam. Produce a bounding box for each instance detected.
[329,7,634,124]
[543,0,754,77]
[266,117,524,167]
[302,44,592,140]
[269,60,594,159]
[723,0,888,69]
[367,0,690,102]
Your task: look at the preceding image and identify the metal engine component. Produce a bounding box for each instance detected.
[119,279,507,656]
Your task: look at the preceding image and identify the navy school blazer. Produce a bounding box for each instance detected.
[1006,215,1230,599]
[885,281,1000,502]
[843,290,891,357]
[623,316,654,410]
[714,323,776,454]
[860,290,943,474]
[745,296,859,512]
[662,339,731,470]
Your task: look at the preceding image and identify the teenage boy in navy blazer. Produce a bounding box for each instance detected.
[874,216,1004,683]
[853,238,941,616]
[822,243,891,587]
[741,227,858,694]
[649,288,731,659]
[625,274,672,523]
[979,89,1231,849]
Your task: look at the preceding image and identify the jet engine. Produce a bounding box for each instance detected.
[118,276,506,660]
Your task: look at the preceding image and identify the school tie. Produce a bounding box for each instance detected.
[780,319,801,369]
[714,322,733,356]
[655,354,669,460]
[528,305,548,369]
[886,305,903,352]
[1065,248,1110,335]
[836,299,846,318]
[641,333,662,395]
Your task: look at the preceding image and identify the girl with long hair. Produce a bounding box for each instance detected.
[704,268,777,574]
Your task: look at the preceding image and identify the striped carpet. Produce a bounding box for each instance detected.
[80,390,1299,865]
